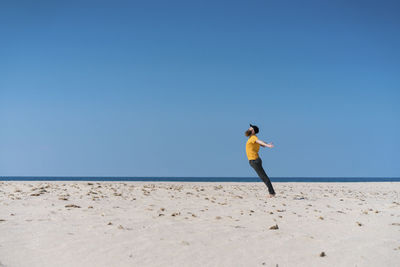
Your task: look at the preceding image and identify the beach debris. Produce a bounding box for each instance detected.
[65,204,81,208]
[269,224,279,230]
[319,216,324,220]
[107,222,113,225]
[0,219,6,222]
[391,223,400,226]
[216,216,222,220]
[158,214,164,216]
[171,212,181,217]
[59,197,69,201]
[356,222,362,226]
[118,225,124,229]
[320,252,326,257]
[88,206,94,209]
[30,193,41,196]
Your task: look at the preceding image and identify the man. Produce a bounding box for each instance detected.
[245,124,276,197]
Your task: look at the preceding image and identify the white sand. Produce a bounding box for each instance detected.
[0,181,399,267]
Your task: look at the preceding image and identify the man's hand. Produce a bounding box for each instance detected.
[265,142,274,148]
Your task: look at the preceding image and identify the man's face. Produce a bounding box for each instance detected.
[245,127,255,136]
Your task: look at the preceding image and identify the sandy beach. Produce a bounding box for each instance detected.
[0,181,399,267]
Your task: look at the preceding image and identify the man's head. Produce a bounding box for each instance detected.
[245,124,259,136]
[249,124,259,134]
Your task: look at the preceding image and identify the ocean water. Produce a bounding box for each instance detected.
[0,176,399,182]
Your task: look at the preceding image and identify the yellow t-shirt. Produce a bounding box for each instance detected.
[246,135,260,160]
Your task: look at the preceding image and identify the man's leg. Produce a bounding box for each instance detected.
[250,158,276,195]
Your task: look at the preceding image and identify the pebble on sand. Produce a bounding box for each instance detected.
[65,204,81,208]
[269,224,279,230]
[320,252,326,257]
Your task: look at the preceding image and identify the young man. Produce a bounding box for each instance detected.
[245,124,276,197]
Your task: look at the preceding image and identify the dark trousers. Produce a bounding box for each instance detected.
[249,157,276,195]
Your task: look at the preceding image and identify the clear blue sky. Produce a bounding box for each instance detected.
[1,0,399,177]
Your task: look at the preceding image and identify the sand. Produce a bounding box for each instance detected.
[0,181,399,267]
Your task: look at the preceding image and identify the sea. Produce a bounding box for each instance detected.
[0,176,399,182]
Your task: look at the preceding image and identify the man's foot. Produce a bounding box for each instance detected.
[267,194,276,198]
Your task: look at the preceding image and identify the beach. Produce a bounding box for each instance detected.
[0,181,399,267]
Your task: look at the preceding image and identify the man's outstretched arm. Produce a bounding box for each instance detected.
[256,139,274,148]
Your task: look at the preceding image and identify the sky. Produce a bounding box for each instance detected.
[1,0,399,177]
